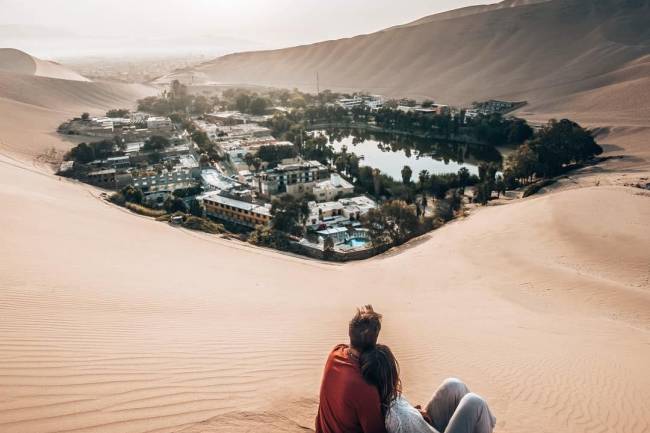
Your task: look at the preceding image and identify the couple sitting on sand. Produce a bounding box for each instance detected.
[316,305,496,433]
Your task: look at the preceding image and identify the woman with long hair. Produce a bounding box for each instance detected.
[360,345,496,433]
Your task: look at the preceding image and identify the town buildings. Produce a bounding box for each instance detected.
[337,95,384,110]
[312,173,354,202]
[307,195,377,229]
[201,191,272,228]
[258,160,330,199]
[146,116,173,130]
[205,111,272,125]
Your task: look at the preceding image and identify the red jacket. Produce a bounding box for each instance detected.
[316,345,387,433]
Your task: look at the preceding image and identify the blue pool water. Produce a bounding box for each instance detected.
[341,238,370,249]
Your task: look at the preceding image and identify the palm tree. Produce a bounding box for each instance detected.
[401,165,413,185]
[244,152,255,170]
[418,170,430,191]
[372,168,382,197]
[458,167,470,193]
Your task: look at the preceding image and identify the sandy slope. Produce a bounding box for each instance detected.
[0,48,90,82]
[0,69,648,432]
[0,71,155,159]
[1,18,650,433]
[1,149,649,433]
[173,0,650,116]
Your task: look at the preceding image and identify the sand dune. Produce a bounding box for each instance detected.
[0,146,649,433]
[174,0,650,121]
[392,0,551,28]
[1,6,650,432]
[0,48,91,82]
[0,67,155,159]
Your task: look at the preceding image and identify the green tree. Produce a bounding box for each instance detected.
[249,96,270,115]
[348,154,360,179]
[81,112,90,121]
[244,152,255,169]
[67,142,95,163]
[252,157,262,172]
[148,151,162,164]
[120,185,144,204]
[418,170,430,191]
[92,139,115,160]
[401,165,413,185]
[270,195,310,236]
[191,130,209,147]
[257,144,297,167]
[188,198,204,217]
[495,175,506,197]
[191,95,212,115]
[365,200,419,246]
[164,196,187,213]
[434,199,454,222]
[382,200,419,245]
[235,93,251,113]
[507,118,534,144]
[143,135,170,152]
[106,109,129,118]
[372,168,382,197]
[528,119,602,177]
[458,167,470,193]
[505,143,538,184]
[475,182,492,206]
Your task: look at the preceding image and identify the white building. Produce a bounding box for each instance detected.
[364,95,384,110]
[130,112,149,123]
[258,160,330,199]
[147,116,173,130]
[313,173,354,202]
[337,95,384,110]
[338,97,364,109]
[90,117,114,131]
[201,191,272,228]
[464,108,480,122]
[307,195,377,229]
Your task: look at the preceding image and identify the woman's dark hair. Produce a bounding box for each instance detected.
[360,344,402,416]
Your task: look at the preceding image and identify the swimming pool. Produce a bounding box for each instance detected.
[340,238,370,249]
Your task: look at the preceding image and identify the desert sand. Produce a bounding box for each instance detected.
[167,0,650,114]
[1,35,650,433]
[0,61,155,159]
[0,48,91,82]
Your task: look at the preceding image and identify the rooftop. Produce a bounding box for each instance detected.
[275,160,325,172]
[201,191,271,216]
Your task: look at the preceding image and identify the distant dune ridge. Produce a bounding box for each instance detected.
[0,48,91,82]
[174,0,650,123]
[0,49,155,158]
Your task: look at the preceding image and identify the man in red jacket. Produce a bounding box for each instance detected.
[316,305,387,433]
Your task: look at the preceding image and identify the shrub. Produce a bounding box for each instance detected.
[181,216,224,234]
[164,196,188,213]
[109,192,126,206]
[120,185,144,205]
[434,199,454,223]
[522,179,556,198]
[323,237,336,260]
[125,202,167,218]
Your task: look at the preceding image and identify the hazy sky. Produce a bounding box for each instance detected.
[1,0,499,58]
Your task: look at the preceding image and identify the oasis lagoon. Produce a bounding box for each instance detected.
[318,128,504,181]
